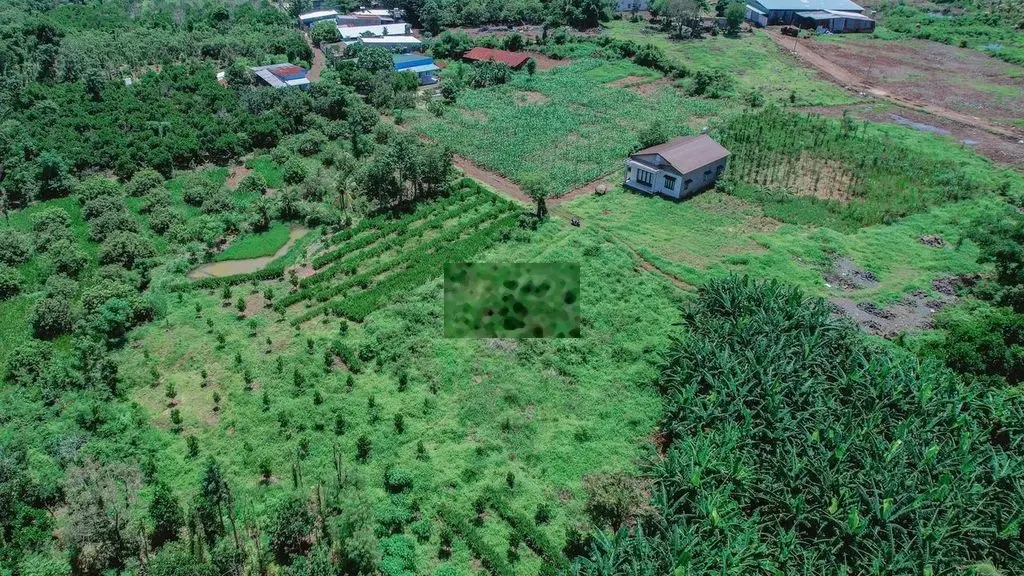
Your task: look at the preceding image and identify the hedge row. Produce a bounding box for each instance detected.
[168,263,286,292]
[485,491,566,571]
[439,506,515,576]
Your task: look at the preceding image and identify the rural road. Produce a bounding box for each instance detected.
[766,30,1022,142]
[304,34,325,82]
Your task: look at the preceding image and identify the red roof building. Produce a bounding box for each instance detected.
[462,47,531,69]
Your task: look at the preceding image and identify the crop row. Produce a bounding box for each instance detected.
[439,507,515,576]
[288,208,515,325]
[303,192,495,289]
[315,187,480,265]
[485,491,565,571]
[168,263,285,292]
[326,212,517,322]
[280,201,513,315]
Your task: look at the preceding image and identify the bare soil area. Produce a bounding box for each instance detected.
[605,75,648,88]
[767,31,1024,142]
[800,103,1024,167]
[831,289,951,337]
[629,78,672,96]
[452,155,532,205]
[304,34,325,82]
[226,164,253,190]
[521,51,573,70]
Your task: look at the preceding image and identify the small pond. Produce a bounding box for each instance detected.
[187,226,309,279]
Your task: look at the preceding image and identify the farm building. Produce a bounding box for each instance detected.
[337,14,382,27]
[462,47,531,69]
[337,23,409,40]
[298,10,339,28]
[624,135,730,199]
[353,8,401,23]
[353,35,422,51]
[250,63,310,90]
[392,53,440,85]
[615,0,650,12]
[793,9,874,32]
[744,0,866,25]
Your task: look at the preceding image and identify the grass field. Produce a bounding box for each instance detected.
[213,223,292,262]
[602,20,860,106]
[117,217,678,575]
[564,186,988,305]
[415,58,728,194]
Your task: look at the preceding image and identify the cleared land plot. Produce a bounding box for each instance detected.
[416,59,724,195]
[805,36,1024,127]
[602,20,859,106]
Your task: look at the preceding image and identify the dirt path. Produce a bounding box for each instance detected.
[305,34,325,82]
[453,155,532,204]
[226,164,253,190]
[550,173,617,206]
[766,30,1022,142]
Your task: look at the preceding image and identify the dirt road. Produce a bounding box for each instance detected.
[766,30,1022,142]
[304,34,325,82]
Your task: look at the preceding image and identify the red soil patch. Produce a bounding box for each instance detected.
[629,78,671,96]
[522,51,573,70]
[453,155,532,205]
[226,164,253,190]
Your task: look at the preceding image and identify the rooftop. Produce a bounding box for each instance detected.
[754,0,864,11]
[631,135,731,175]
[463,47,531,68]
[358,35,421,44]
[337,23,408,39]
[298,10,339,20]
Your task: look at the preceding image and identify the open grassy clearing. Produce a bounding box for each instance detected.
[213,223,292,262]
[564,185,988,305]
[118,219,677,575]
[414,58,727,195]
[602,20,859,106]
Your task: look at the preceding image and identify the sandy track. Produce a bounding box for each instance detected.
[304,34,325,82]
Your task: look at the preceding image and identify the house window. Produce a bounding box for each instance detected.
[684,179,693,191]
[663,175,677,190]
[636,169,653,186]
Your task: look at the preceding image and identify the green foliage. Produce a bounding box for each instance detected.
[571,276,1024,573]
[149,482,184,547]
[468,61,513,88]
[310,20,341,47]
[0,263,23,300]
[880,4,1024,65]
[269,494,314,564]
[431,31,473,59]
[0,228,32,266]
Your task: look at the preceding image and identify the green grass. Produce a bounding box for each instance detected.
[602,20,860,106]
[564,185,988,304]
[246,155,285,189]
[213,223,292,262]
[415,58,727,194]
[115,220,676,574]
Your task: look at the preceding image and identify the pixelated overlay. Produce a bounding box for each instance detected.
[443,262,581,338]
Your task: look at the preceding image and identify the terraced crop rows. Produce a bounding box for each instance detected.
[279,184,517,324]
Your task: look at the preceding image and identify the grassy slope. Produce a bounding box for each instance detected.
[213,223,292,262]
[565,186,988,304]
[602,20,859,106]
[416,58,728,194]
[117,219,679,574]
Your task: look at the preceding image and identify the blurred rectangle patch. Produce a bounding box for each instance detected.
[444,262,581,338]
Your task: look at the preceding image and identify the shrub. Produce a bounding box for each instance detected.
[0,263,22,300]
[48,240,89,277]
[0,228,32,265]
[282,157,309,185]
[31,296,75,339]
[685,68,735,98]
[76,176,122,203]
[124,168,165,197]
[98,232,155,269]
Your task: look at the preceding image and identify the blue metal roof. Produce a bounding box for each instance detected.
[754,0,863,11]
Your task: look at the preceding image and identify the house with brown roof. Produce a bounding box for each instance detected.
[462,47,531,69]
[624,135,730,199]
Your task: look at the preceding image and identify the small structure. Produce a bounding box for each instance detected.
[337,23,409,40]
[462,47,531,69]
[298,10,340,28]
[745,0,865,25]
[393,53,440,85]
[354,35,422,51]
[624,135,730,199]
[250,63,311,90]
[793,9,875,32]
[337,14,382,27]
[614,0,650,11]
[353,8,401,23]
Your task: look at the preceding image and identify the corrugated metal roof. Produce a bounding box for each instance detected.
[359,35,421,44]
[337,23,408,39]
[631,135,730,175]
[299,10,339,21]
[404,64,439,73]
[463,47,531,69]
[798,8,873,19]
[754,0,863,11]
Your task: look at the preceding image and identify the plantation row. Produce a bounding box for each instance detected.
[286,206,516,325]
[278,198,511,310]
[303,193,495,290]
[312,188,488,270]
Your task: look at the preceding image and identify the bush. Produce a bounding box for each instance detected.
[431,30,473,59]
[32,296,75,339]
[31,208,75,250]
[236,172,268,196]
[124,168,165,197]
[48,240,89,277]
[98,232,155,269]
[76,176,122,204]
[468,61,512,88]
[0,263,22,300]
[0,228,32,266]
[282,157,309,185]
[685,68,735,98]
